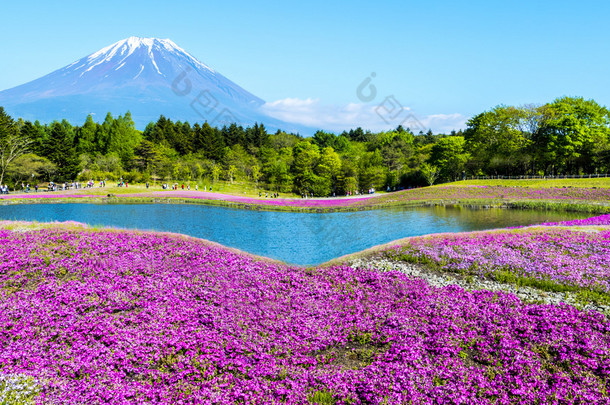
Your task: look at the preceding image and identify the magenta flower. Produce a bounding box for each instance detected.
[0,225,608,403]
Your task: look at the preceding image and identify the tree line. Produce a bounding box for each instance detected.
[0,96,609,195]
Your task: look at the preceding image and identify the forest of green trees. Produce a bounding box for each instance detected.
[0,96,609,196]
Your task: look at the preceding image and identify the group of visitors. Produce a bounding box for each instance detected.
[0,178,116,194]
[296,187,378,198]
[260,192,280,198]
[29,180,108,192]
[343,188,375,197]
[69,181,94,189]
[2,179,412,197]
[160,183,204,191]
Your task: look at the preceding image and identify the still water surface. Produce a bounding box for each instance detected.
[0,203,587,265]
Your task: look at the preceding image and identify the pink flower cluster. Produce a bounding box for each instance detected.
[0,228,609,403]
[131,191,376,208]
[1,185,609,210]
[541,214,610,227]
[0,194,97,200]
[0,190,377,208]
[368,185,610,205]
[387,216,610,293]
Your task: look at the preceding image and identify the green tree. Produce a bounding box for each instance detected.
[337,159,358,194]
[420,163,440,186]
[429,136,469,182]
[95,112,114,154]
[112,112,142,165]
[134,139,165,176]
[211,164,221,183]
[292,141,322,194]
[222,123,245,147]
[7,153,56,183]
[45,122,80,181]
[172,163,182,181]
[246,122,269,149]
[224,144,251,180]
[169,121,193,155]
[357,149,386,191]
[347,127,368,142]
[195,122,225,161]
[76,114,98,155]
[316,147,341,195]
[20,120,47,156]
[333,134,351,153]
[251,164,261,187]
[261,146,293,192]
[94,154,122,173]
[534,97,610,174]
[194,163,204,181]
[0,107,33,185]
[269,131,301,150]
[312,131,336,149]
[464,105,532,175]
[227,165,237,183]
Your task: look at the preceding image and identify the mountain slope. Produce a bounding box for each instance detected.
[0,37,303,132]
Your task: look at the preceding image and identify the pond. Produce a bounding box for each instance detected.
[0,203,587,265]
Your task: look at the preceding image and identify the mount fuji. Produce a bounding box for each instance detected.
[0,37,304,132]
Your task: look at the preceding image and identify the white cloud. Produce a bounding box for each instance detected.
[420,114,469,134]
[261,98,467,133]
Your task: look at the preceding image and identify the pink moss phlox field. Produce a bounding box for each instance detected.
[139,191,376,207]
[1,229,609,404]
[366,185,610,205]
[541,214,610,227]
[387,217,610,294]
[2,184,609,210]
[0,194,99,200]
[0,190,378,208]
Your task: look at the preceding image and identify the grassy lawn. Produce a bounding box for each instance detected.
[446,177,610,188]
[21,180,303,198]
[2,179,608,215]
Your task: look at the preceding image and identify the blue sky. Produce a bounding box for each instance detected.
[1,0,609,132]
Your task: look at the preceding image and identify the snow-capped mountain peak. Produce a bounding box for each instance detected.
[82,37,214,76]
[0,36,256,104]
[0,36,307,133]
